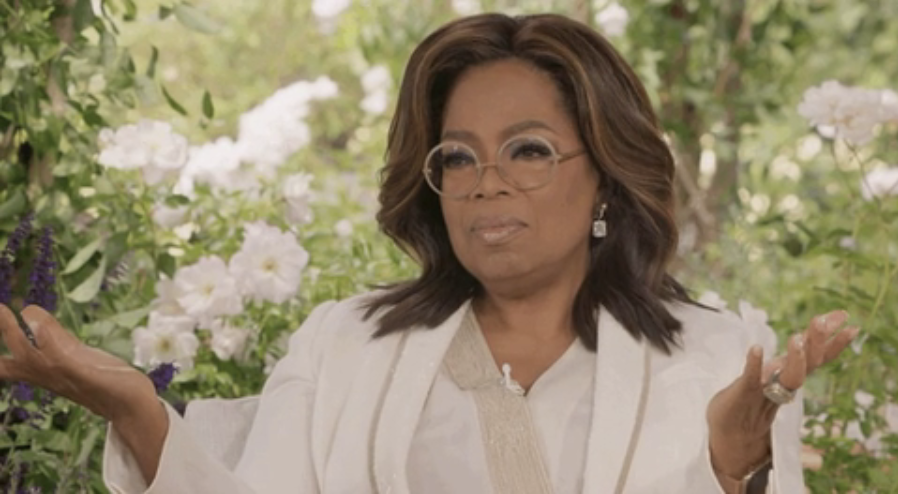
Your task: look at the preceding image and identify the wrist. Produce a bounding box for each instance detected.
[710,435,771,478]
[105,375,159,423]
[713,458,773,494]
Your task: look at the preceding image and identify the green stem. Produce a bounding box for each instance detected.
[868,256,897,322]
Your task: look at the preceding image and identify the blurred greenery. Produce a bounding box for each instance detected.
[1,0,896,491]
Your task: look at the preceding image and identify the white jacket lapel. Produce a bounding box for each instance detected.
[371,301,471,494]
[583,308,651,494]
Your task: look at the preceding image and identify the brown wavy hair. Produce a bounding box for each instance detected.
[363,12,698,353]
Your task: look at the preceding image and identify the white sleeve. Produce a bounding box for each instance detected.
[103,300,337,494]
[678,391,805,493]
[666,309,806,494]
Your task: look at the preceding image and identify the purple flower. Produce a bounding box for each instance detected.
[24,227,56,313]
[0,213,33,305]
[148,363,178,393]
[11,406,30,422]
[11,382,34,402]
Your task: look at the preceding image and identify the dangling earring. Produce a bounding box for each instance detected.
[592,203,608,238]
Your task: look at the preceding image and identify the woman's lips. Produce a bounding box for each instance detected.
[470,216,527,244]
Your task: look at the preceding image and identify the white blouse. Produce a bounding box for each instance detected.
[407,338,596,494]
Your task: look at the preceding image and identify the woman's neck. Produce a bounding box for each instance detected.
[474,274,582,342]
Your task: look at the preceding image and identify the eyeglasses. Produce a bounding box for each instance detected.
[423,134,586,199]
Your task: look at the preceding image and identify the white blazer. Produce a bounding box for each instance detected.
[103,293,805,493]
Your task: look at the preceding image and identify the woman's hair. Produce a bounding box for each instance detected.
[363,12,697,353]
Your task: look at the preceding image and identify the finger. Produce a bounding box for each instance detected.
[805,311,846,371]
[0,304,32,356]
[823,326,860,363]
[777,334,807,390]
[20,305,68,353]
[742,345,765,392]
[762,354,786,383]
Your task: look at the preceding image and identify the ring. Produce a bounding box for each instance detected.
[762,369,796,406]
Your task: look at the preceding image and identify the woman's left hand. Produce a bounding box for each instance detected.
[706,309,859,483]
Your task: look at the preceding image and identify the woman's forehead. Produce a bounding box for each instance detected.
[441,60,576,143]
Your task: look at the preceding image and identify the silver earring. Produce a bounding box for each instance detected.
[592,203,607,238]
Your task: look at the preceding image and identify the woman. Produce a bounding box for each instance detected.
[0,12,857,494]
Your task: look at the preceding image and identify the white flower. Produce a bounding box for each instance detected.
[177,137,253,195]
[334,219,354,237]
[451,0,480,15]
[697,290,728,310]
[361,66,391,95]
[132,312,199,369]
[838,236,858,251]
[174,256,244,319]
[97,119,189,182]
[229,222,310,304]
[361,92,390,115]
[860,166,898,201]
[797,81,883,145]
[594,2,629,37]
[151,204,189,229]
[312,0,351,19]
[237,77,338,170]
[844,392,898,455]
[151,275,189,317]
[359,66,391,115]
[282,173,315,224]
[205,319,252,361]
[879,89,898,123]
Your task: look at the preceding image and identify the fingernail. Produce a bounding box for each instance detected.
[794,334,805,349]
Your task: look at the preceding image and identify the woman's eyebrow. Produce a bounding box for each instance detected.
[441,119,558,142]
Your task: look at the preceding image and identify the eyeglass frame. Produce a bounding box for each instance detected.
[422,134,587,199]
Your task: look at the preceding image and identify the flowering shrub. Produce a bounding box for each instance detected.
[1,0,897,491]
[687,79,898,491]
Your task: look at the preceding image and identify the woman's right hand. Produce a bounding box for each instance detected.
[0,304,158,422]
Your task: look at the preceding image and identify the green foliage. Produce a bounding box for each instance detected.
[0,0,896,491]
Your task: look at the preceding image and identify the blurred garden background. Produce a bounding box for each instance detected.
[1,0,897,491]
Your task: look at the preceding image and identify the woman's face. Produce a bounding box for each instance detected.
[439,59,600,292]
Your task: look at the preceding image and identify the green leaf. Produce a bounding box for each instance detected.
[73,0,96,32]
[82,319,116,339]
[135,74,159,105]
[146,46,160,78]
[76,427,101,466]
[202,89,214,119]
[110,307,151,328]
[100,30,117,68]
[161,85,188,116]
[0,67,17,96]
[122,0,138,21]
[164,194,191,207]
[63,238,102,275]
[157,252,176,278]
[67,256,108,303]
[159,5,174,20]
[0,189,26,220]
[104,232,129,267]
[173,3,222,34]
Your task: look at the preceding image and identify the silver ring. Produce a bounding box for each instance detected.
[762,369,796,406]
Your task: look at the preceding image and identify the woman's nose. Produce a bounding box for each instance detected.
[471,162,512,198]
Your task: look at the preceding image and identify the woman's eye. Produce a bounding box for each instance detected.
[510,142,553,160]
[441,151,476,169]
